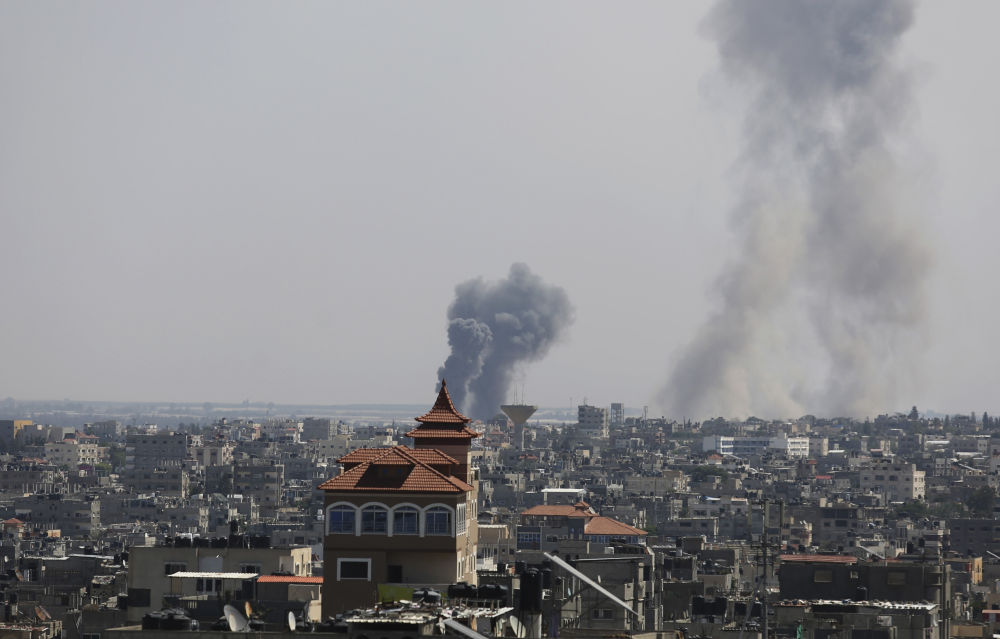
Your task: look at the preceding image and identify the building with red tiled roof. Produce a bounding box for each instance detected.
[319,381,479,616]
[517,501,647,551]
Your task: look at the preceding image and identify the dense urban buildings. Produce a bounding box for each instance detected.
[0,396,998,638]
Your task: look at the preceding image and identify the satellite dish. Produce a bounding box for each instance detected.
[224,605,249,632]
[244,601,253,618]
[508,615,525,638]
[288,611,297,632]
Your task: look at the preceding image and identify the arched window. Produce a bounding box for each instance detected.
[393,506,419,535]
[328,505,356,534]
[425,506,452,536]
[361,505,388,534]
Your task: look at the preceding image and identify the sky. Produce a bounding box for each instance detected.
[1,2,998,418]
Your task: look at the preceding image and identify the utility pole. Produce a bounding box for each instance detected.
[761,499,769,639]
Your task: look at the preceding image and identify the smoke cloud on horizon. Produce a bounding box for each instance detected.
[660,0,930,420]
[438,263,574,419]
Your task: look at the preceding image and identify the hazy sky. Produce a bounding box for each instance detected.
[2,2,997,417]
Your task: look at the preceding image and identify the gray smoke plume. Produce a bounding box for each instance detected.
[438,263,574,419]
[660,0,929,419]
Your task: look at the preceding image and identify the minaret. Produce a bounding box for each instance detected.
[405,380,480,482]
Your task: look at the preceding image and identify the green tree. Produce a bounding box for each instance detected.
[908,406,919,420]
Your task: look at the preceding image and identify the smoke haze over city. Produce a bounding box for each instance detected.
[660,0,930,420]
[2,3,999,417]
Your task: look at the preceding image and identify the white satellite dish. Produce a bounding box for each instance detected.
[224,604,250,632]
[288,611,297,632]
[508,615,525,638]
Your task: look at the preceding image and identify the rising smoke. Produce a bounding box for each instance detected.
[438,263,574,419]
[661,0,929,419]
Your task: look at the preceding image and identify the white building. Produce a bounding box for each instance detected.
[44,437,105,468]
[702,435,810,459]
[859,459,925,501]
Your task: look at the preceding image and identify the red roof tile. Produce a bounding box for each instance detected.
[405,427,481,440]
[521,503,596,518]
[339,447,457,466]
[584,516,647,537]
[415,380,471,425]
[319,446,473,494]
[256,575,323,584]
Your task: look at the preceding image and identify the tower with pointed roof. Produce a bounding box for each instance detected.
[318,380,480,615]
[406,379,481,483]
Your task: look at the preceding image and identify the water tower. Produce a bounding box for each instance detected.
[501,403,537,450]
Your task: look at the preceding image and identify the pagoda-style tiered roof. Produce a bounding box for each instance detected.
[318,445,473,494]
[405,380,481,441]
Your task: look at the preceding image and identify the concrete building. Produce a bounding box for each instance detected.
[702,435,810,458]
[125,540,312,623]
[577,404,609,439]
[233,460,284,508]
[0,420,32,445]
[126,432,190,470]
[12,494,100,537]
[859,459,925,501]
[319,381,479,614]
[302,418,336,442]
[43,436,105,468]
[189,441,234,468]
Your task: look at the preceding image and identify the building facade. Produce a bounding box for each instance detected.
[859,459,925,501]
[320,381,479,614]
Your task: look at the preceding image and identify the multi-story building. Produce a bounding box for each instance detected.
[126,432,190,470]
[125,540,312,623]
[233,460,284,508]
[624,471,688,497]
[859,459,925,501]
[0,420,32,445]
[43,435,106,469]
[12,494,101,537]
[808,437,829,458]
[577,404,609,439]
[129,467,191,498]
[261,418,302,443]
[319,381,479,614]
[516,501,647,550]
[302,418,336,442]
[189,441,234,468]
[702,435,810,459]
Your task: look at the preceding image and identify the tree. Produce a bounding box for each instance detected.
[908,406,919,420]
[966,486,995,517]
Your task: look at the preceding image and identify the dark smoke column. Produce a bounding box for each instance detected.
[661,0,929,419]
[438,263,574,419]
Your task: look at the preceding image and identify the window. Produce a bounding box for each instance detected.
[814,570,833,583]
[239,563,261,574]
[361,505,388,534]
[457,503,467,535]
[517,532,541,550]
[329,505,356,534]
[887,571,906,586]
[164,562,186,576]
[337,558,371,581]
[426,506,452,536]
[196,578,223,593]
[393,507,419,535]
[593,609,614,620]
